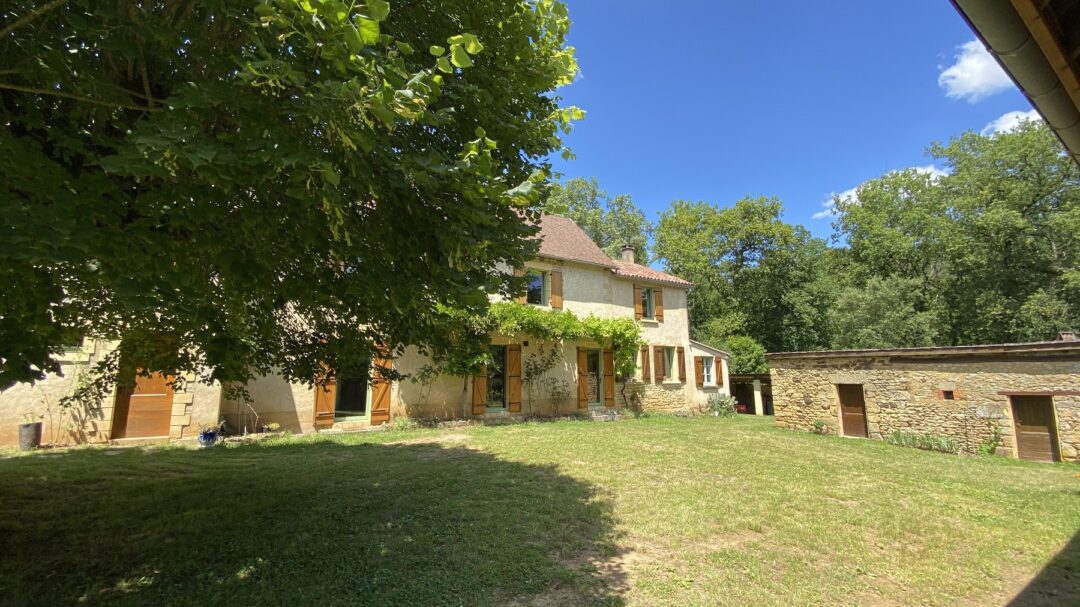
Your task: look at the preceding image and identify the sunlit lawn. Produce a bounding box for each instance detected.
[1,415,1077,606]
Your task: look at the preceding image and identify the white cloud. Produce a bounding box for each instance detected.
[813,165,949,220]
[981,109,1042,135]
[938,40,1013,103]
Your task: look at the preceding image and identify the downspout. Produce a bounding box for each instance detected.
[951,0,1080,165]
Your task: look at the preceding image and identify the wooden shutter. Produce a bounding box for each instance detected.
[507,344,522,412]
[716,358,724,387]
[471,368,488,415]
[603,349,616,408]
[576,347,588,409]
[677,346,686,382]
[694,356,704,387]
[654,347,665,381]
[313,368,337,429]
[654,288,664,322]
[370,357,392,426]
[640,346,651,381]
[514,268,526,304]
[633,284,643,320]
[550,271,563,309]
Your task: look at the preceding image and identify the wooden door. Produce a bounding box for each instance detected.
[1011,396,1060,462]
[113,372,174,439]
[837,384,868,438]
[370,358,393,426]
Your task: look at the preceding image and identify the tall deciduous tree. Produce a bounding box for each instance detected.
[655,196,835,353]
[0,0,580,390]
[544,177,653,263]
[835,121,1080,345]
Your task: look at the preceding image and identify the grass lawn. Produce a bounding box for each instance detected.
[1,416,1078,606]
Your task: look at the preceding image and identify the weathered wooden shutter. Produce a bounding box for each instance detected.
[471,368,488,415]
[550,271,563,309]
[313,369,337,429]
[694,356,704,387]
[654,288,664,322]
[576,347,588,409]
[640,346,651,381]
[654,347,665,381]
[677,346,686,382]
[633,284,642,320]
[603,349,616,408]
[716,358,724,387]
[507,344,522,412]
[370,357,393,426]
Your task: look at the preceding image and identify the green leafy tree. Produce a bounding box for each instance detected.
[829,277,940,349]
[718,335,767,374]
[0,0,580,390]
[655,196,835,352]
[834,122,1080,346]
[544,177,653,263]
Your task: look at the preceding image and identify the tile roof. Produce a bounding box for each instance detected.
[535,214,616,268]
[611,260,692,287]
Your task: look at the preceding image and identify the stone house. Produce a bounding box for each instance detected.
[767,335,1080,462]
[0,215,730,446]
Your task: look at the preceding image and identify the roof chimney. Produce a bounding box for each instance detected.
[1058,331,1077,342]
[620,245,635,264]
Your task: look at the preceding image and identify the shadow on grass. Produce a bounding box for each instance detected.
[1008,528,1080,606]
[0,439,628,606]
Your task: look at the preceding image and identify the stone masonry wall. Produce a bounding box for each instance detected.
[771,356,1080,461]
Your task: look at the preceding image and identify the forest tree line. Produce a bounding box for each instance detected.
[545,122,1080,372]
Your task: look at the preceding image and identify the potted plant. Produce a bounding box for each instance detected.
[197,426,219,449]
[18,413,43,451]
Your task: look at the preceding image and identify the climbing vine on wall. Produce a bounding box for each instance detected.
[412,302,644,381]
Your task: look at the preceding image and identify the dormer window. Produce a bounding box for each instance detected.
[526,270,548,306]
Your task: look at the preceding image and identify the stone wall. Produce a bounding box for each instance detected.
[0,341,220,446]
[770,355,1080,461]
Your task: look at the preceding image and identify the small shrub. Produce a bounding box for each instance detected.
[387,416,420,432]
[707,394,738,417]
[885,430,959,454]
[812,419,830,435]
[977,422,1003,456]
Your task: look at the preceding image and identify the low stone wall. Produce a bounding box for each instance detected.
[771,356,1080,461]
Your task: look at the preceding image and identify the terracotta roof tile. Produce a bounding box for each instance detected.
[534,214,616,268]
[611,260,691,287]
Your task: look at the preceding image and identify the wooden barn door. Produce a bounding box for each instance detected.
[113,372,174,439]
[1011,396,1060,462]
[837,384,868,438]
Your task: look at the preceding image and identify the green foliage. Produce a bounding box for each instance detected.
[835,122,1080,346]
[387,416,421,432]
[544,177,653,264]
[0,0,580,392]
[978,423,1004,456]
[416,302,644,381]
[885,431,959,454]
[717,335,767,374]
[655,196,836,353]
[812,419,830,435]
[707,394,738,417]
[830,276,940,349]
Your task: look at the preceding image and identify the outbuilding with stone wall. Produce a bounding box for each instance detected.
[768,336,1080,463]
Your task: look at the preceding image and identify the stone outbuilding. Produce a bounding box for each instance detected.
[767,334,1080,463]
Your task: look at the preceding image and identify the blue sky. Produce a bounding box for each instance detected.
[548,0,1038,240]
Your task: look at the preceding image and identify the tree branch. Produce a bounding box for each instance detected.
[0,0,72,40]
[0,82,161,112]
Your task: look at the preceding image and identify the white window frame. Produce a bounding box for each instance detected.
[702,355,715,386]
